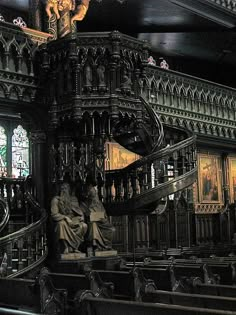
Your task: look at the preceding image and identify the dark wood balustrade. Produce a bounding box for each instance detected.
[209,0,236,12]
[0,177,47,278]
[104,136,197,215]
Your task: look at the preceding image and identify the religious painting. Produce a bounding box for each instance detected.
[229,157,236,203]
[198,155,222,203]
[105,142,139,170]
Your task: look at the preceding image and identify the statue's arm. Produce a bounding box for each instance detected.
[51,197,66,221]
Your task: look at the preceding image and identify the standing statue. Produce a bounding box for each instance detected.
[97,65,106,87]
[81,178,115,251]
[45,0,90,23]
[45,0,61,19]
[51,182,87,255]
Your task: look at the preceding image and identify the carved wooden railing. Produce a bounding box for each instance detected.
[144,65,236,140]
[104,136,197,215]
[208,0,236,12]
[0,197,9,235]
[0,178,47,278]
[0,177,30,235]
[43,31,236,141]
[0,22,51,105]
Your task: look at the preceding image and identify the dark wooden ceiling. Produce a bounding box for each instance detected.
[2,0,236,68]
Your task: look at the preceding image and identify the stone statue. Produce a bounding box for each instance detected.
[121,70,132,90]
[81,179,115,251]
[51,182,87,255]
[97,65,106,87]
[84,64,93,87]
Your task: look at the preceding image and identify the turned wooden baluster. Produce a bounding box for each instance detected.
[17,238,24,271]
[130,170,138,197]
[122,173,129,201]
[142,163,149,190]
[6,242,13,275]
[173,151,179,178]
[114,174,122,202]
[105,173,112,203]
[35,230,40,260]
[27,234,33,266]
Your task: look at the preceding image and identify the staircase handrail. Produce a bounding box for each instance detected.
[0,207,47,246]
[208,0,236,14]
[104,134,197,214]
[0,184,48,277]
[0,196,9,234]
[107,135,196,174]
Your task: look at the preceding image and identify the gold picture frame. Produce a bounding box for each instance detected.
[198,154,222,204]
[105,142,139,170]
[228,157,236,203]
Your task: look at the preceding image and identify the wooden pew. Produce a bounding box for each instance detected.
[123,261,216,284]
[96,267,156,301]
[0,268,67,315]
[78,294,236,315]
[142,257,236,285]
[157,259,235,285]
[142,289,236,311]
[0,278,40,311]
[121,265,175,291]
[193,282,236,297]
[47,269,114,299]
[180,276,236,298]
[0,307,42,314]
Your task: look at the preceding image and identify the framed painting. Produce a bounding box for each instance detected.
[229,157,236,203]
[105,142,139,170]
[198,154,222,203]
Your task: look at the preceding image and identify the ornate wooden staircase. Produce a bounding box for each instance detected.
[104,98,197,216]
[0,177,47,278]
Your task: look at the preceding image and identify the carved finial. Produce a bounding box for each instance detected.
[13,17,27,28]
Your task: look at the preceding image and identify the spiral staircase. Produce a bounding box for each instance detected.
[104,97,197,216]
[0,177,47,278]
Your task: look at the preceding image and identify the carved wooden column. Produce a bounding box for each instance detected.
[109,31,120,120]
[30,130,47,207]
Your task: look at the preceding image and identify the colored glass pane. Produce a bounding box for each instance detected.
[12,125,29,178]
[0,126,7,176]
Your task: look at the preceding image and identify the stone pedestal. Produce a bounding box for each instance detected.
[60,252,86,260]
[95,250,118,257]
[52,255,121,274]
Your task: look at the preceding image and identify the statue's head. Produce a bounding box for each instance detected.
[60,182,70,195]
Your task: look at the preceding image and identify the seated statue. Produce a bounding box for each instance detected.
[51,182,87,255]
[81,179,115,251]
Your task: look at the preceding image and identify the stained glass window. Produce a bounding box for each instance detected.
[12,125,29,178]
[0,126,7,176]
